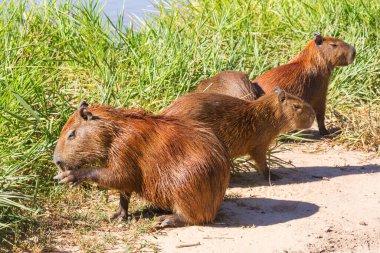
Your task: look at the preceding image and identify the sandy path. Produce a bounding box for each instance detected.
[146,141,380,253]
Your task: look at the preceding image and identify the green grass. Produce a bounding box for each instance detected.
[0,0,379,247]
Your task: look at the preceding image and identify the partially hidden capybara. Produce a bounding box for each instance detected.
[53,101,231,228]
[195,33,356,135]
[163,88,315,180]
[196,70,262,100]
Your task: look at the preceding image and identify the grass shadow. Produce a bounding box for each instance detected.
[281,127,342,143]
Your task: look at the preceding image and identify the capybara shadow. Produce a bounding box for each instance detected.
[214,197,319,227]
[230,164,380,188]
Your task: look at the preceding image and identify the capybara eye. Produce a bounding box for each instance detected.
[68,130,76,140]
[293,104,301,110]
[330,43,338,48]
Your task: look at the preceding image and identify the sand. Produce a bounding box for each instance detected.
[146,140,380,253]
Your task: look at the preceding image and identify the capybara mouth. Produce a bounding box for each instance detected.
[55,161,81,172]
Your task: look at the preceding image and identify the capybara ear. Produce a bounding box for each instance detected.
[78,101,89,109]
[79,107,93,121]
[273,86,286,103]
[313,33,323,46]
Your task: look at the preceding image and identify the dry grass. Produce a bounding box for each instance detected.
[4,186,159,253]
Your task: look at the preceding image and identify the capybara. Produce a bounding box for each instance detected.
[196,70,263,100]
[163,88,315,180]
[53,101,230,228]
[195,34,356,135]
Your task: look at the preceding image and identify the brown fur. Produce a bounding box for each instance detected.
[53,103,230,227]
[196,70,261,100]
[194,34,356,135]
[163,90,315,179]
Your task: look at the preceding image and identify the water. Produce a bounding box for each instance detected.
[99,0,157,25]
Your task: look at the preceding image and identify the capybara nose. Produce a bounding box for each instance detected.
[352,48,356,60]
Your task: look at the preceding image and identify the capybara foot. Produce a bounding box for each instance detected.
[111,206,128,220]
[321,127,341,137]
[154,215,186,229]
[110,192,131,220]
[318,127,330,136]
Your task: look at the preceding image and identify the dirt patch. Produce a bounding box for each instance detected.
[145,140,380,253]
[31,134,380,253]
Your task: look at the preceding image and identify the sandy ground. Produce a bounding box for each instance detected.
[48,131,380,253]
[145,139,380,253]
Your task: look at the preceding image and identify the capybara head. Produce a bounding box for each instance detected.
[273,87,316,130]
[313,33,356,66]
[53,101,112,171]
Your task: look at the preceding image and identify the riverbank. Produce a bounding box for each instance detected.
[1,0,379,250]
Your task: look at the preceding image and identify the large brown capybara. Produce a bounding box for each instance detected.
[53,102,231,228]
[195,34,356,135]
[163,88,315,180]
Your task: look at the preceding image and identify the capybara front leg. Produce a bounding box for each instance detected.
[249,147,281,181]
[54,168,101,186]
[314,98,329,136]
[111,192,131,220]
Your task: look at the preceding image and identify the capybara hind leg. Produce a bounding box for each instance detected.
[111,192,131,220]
[155,214,187,229]
[249,147,281,181]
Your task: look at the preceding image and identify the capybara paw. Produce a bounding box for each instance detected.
[53,170,84,186]
[154,215,186,229]
[319,128,330,136]
[111,208,128,220]
[321,127,341,137]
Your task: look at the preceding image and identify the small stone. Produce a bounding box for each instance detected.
[324,226,333,232]
[359,221,368,226]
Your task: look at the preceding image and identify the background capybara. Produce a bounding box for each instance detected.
[195,34,356,135]
[53,102,230,228]
[196,70,262,100]
[163,88,315,180]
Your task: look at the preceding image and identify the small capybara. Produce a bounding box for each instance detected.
[53,102,230,228]
[195,34,356,135]
[163,88,315,180]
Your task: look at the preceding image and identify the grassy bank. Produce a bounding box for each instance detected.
[0,0,379,248]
